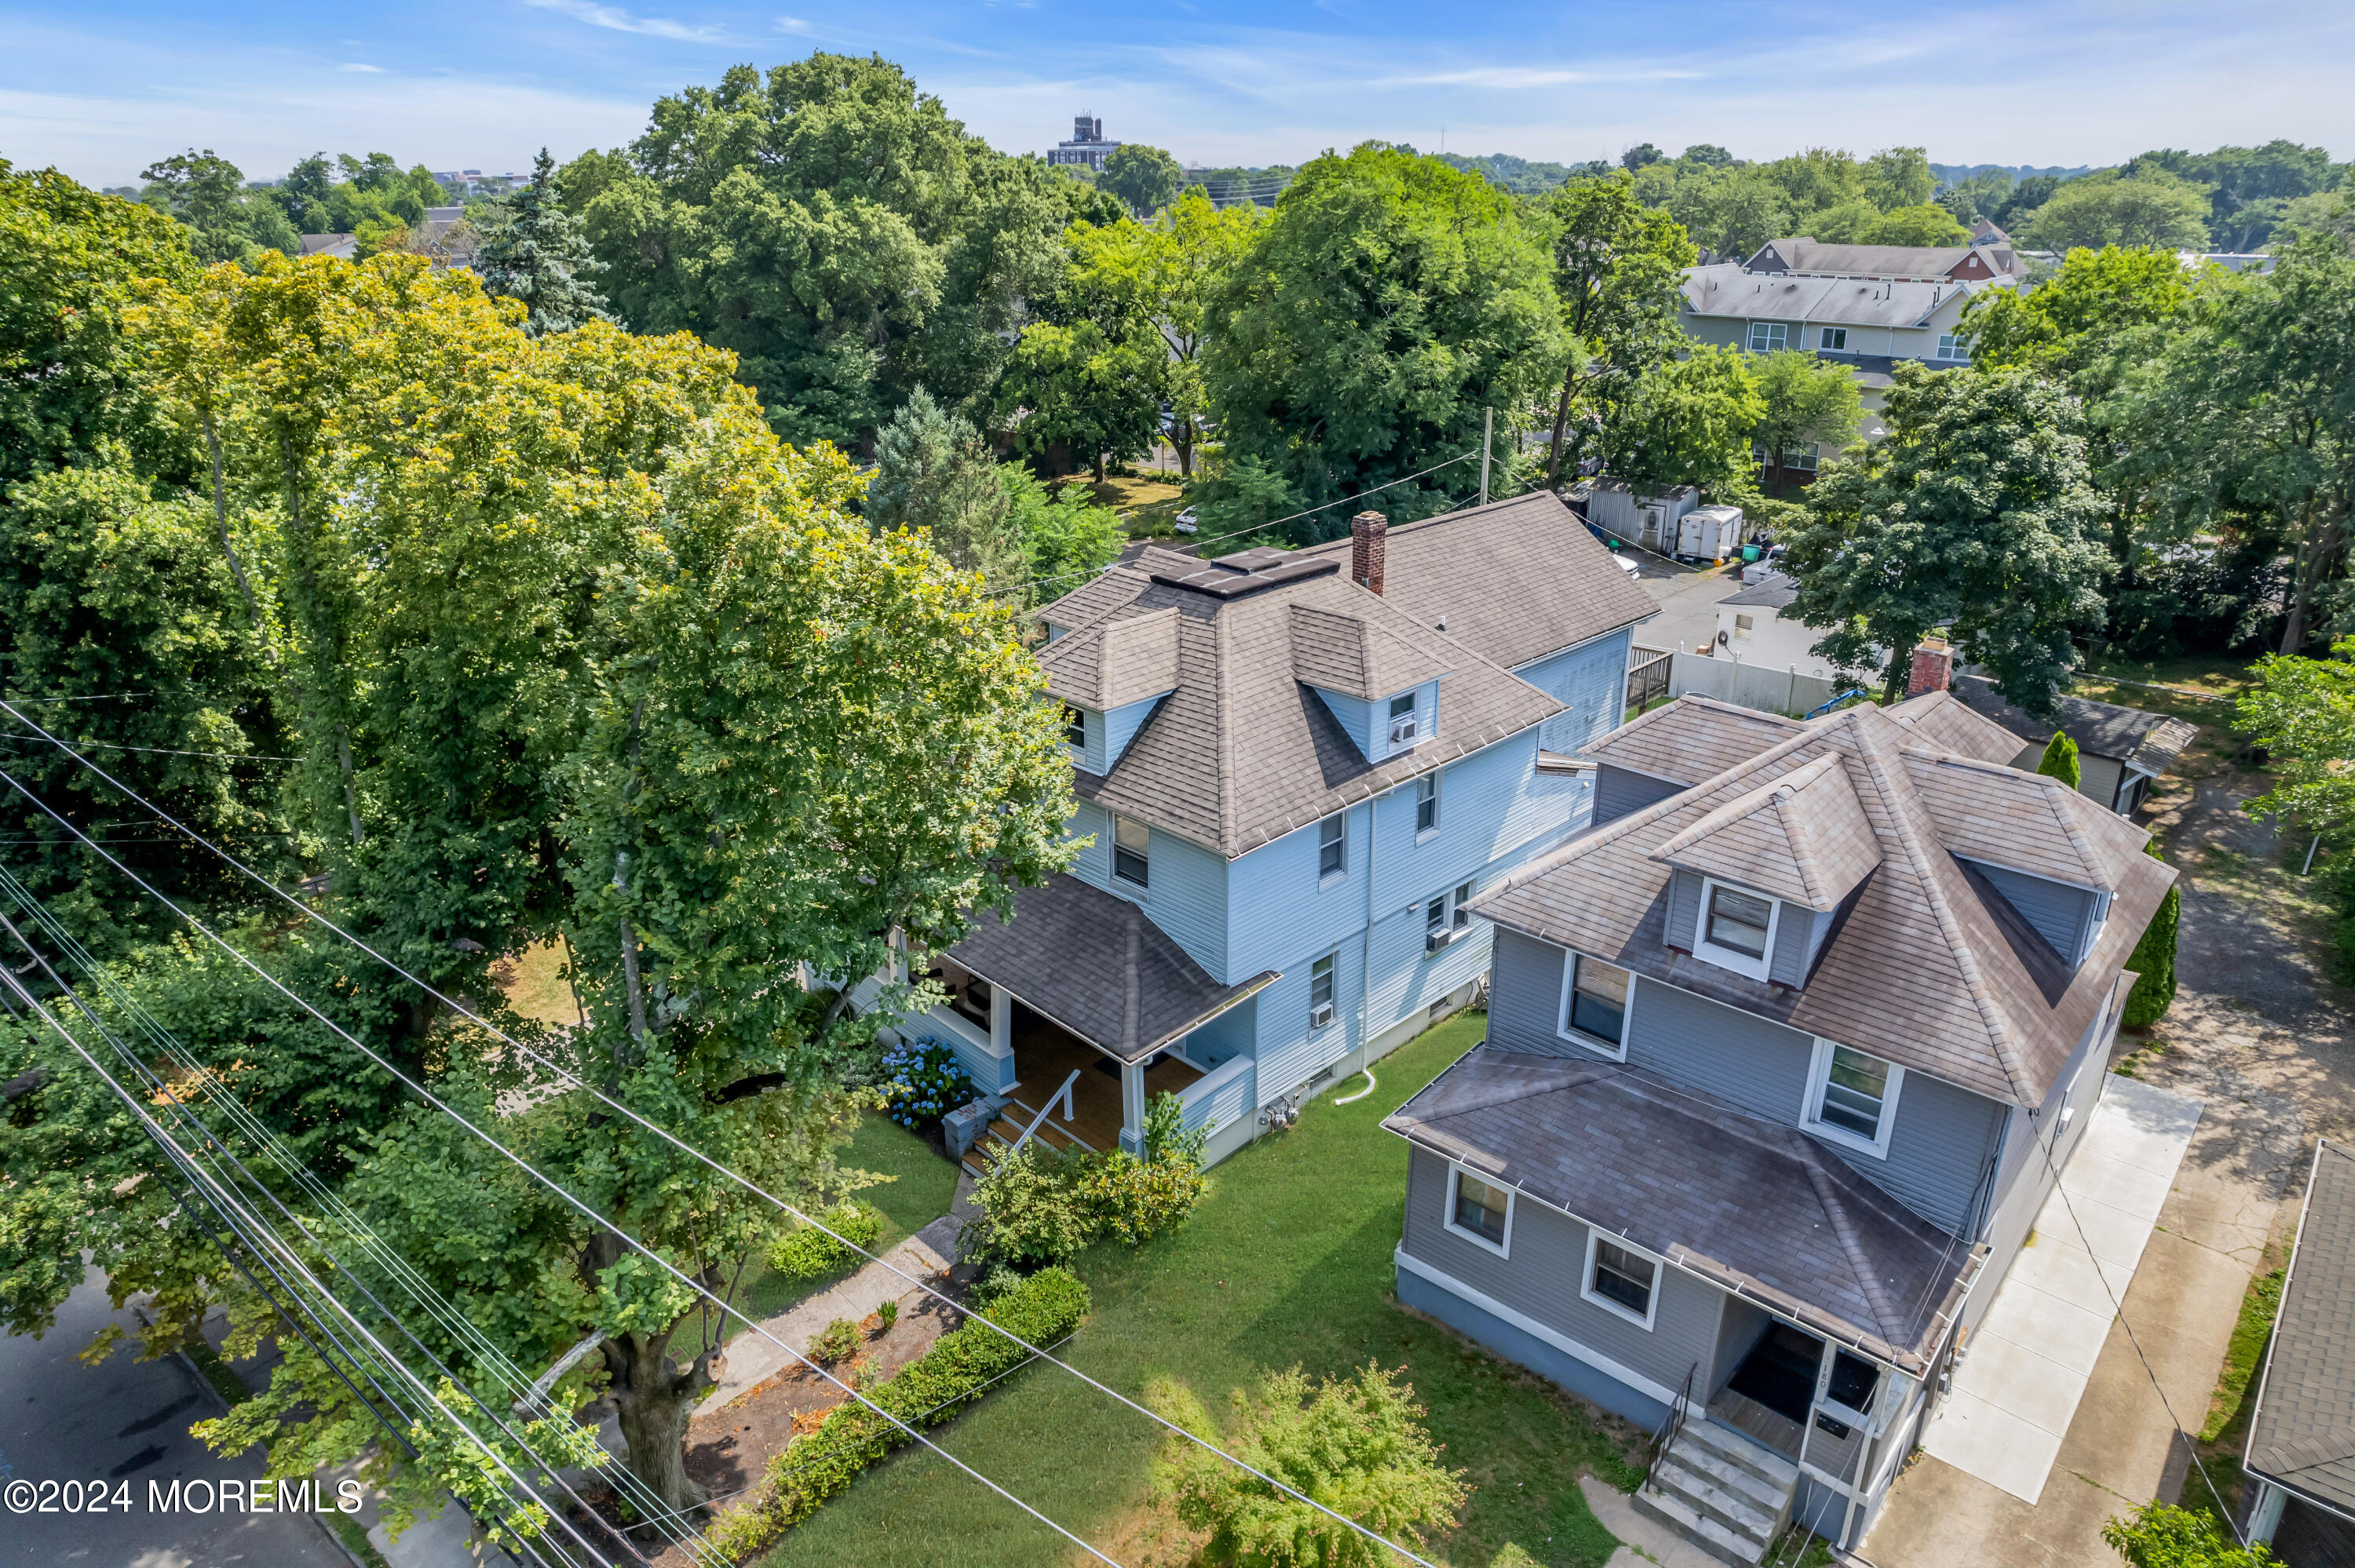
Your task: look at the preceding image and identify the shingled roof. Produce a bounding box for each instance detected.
[1034,545,1563,859]
[1652,752,1879,912]
[1580,694,1804,785]
[2246,1141,2355,1519]
[1473,695,2175,1106]
[1384,1046,1981,1370]
[1953,674,2201,778]
[1295,490,1657,672]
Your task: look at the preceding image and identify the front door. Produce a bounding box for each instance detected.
[1727,1321,1824,1426]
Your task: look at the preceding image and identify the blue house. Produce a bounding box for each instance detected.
[896,494,1656,1169]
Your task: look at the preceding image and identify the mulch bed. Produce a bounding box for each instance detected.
[556,1286,966,1566]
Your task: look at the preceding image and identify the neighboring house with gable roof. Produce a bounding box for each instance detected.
[873,492,1657,1173]
[1952,673,2199,818]
[2242,1140,2355,1566]
[1379,651,2174,1563]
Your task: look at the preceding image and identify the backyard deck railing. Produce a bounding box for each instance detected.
[1175,1054,1254,1140]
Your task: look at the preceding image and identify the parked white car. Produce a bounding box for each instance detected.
[1174,508,1198,534]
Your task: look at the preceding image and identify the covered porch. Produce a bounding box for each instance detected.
[916,873,1278,1160]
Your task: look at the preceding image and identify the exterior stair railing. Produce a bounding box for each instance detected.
[1010,1070,1080,1155]
[1647,1360,1700,1479]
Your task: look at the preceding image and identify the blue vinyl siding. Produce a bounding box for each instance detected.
[1309,686,1380,757]
[1877,1069,2006,1234]
[1770,905,1826,988]
[1181,994,1255,1070]
[1517,628,1632,756]
[1665,868,1704,951]
[1066,705,1106,775]
[1068,799,1112,886]
[1596,764,1682,825]
[1310,679,1443,765]
[1103,693,1166,772]
[1062,799,1228,976]
[1971,859,2099,965]
[1488,928,1572,1056]
[1626,975,1817,1123]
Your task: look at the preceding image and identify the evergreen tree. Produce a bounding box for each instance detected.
[476,148,612,337]
[2037,730,2083,789]
[867,388,1031,600]
[2122,839,2180,1028]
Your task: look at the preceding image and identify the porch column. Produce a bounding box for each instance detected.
[989,985,1015,1094]
[2248,1479,2287,1546]
[1119,1059,1146,1155]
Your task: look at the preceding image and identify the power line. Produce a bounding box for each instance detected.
[0,762,1130,1568]
[5,709,1450,1568]
[0,731,298,762]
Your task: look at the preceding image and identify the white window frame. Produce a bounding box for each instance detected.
[1819,326,1848,352]
[1414,773,1440,839]
[1316,812,1348,885]
[1747,320,1789,355]
[1580,1227,1663,1330]
[1425,879,1477,955]
[1936,332,1971,362]
[1112,813,1151,889]
[1693,876,1780,981]
[1386,691,1421,748]
[1556,950,1634,1061]
[1443,1163,1513,1257]
[1309,951,1337,1030]
[1064,703,1089,751]
[1802,1036,1905,1161]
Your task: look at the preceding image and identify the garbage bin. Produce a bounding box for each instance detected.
[1741,544,1762,563]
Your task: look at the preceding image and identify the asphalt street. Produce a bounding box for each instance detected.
[0,1267,347,1567]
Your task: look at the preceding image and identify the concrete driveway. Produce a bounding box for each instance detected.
[1866,745,2341,1567]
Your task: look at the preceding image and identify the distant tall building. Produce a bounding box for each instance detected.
[1048,115,1120,173]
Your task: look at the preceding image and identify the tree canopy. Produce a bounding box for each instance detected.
[2021,169,2214,253]
[1101,142,1182,217]
[475,148,612,337]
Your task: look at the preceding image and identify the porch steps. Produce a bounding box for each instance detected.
[958,1097,1097,1180]
[1632,1417,1798,1566]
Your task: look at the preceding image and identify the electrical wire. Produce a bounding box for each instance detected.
[0,762,1132,1568]
[2,707,1450,1568]
[0,731,298,761]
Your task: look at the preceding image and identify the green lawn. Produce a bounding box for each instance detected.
[735,1111,963,1325]
[754,1014,1642,1568]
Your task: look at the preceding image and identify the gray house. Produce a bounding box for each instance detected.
[2243,1140,2355,1566]
[1382,674,2173,1562]
[1953,673,2198,817]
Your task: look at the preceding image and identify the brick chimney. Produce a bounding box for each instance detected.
[1349,510,1386,596]
[1906,636,1953,697]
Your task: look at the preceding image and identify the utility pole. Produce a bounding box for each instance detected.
[1478,407,1493,506]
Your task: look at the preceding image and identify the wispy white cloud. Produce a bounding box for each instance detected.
[518,0,728,45]
[774,16,810,31]
[338,62,384,72]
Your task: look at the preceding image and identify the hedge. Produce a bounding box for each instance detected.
[2123,839,2179,1029]
[711,1265,1090,1557]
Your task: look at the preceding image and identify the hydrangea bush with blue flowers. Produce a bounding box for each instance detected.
[882,1037,974,1128]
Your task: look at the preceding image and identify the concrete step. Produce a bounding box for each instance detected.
[1630,1484,1769,1566]
[1667,1435,1791,1520]
[1649,1454,1776,1544]
[1684,1416,1802,1491]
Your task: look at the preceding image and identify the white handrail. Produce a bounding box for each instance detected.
[1012,1069,1080,1154]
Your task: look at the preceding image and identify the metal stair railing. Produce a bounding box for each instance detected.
[1010,1069,1080,1155]
[1646,1360,1700,1483]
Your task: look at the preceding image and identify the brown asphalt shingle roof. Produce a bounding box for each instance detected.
[1296,490,1658,670]
[1952,674,2201,778]
[1653,752,1879,912]
[1884,688,2028,765]
[947,873,1279,1061]
[1036,549,1563,859]
[1040,607,1182,709]
[1471,696,2175,1106]
[2247,1141,2355,1515]
[1902,749,2149,892]
[1578,694,1804,784]
[1385,1046,1981,1369]
[1287,603,1451,701]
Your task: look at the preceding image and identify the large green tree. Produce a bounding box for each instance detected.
[570,53,1069,450]
[1101,142,1182,218]
[867,385,1031,595]
[2021,170,2214,253]
[1600,343,1764,499]
[1747,350,1862,496]
[1534,173,1697,487]
[1783,363,2110,712]
[138,149,302,266]
[1203,143,1562,538]
[475,148,613,336]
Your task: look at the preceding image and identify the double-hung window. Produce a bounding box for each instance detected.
[1936,332,1971,362]
[1317,813,1347,881]
[1583,1230,1659,1327]
[1415,774,1439,837]
[1112,815,1150,888]
[1446,1167,1511,1253]
[1695,878,1776,979]
[1064,704,1088,749]
[1561,954,1630,1055]
[1309,953,1336,1029]
[1425,880,1476,954]
[1747,320,1789,354]
[1387,692,1421,747]
[1819,326,1848,352]
[1804,1038,1903,1159]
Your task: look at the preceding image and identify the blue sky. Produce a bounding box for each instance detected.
[5,0,2353,188]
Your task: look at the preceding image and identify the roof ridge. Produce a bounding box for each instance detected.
[1785,1126,1908,1342]
[1846,716,2035,1103]
[1214,597,1239,859]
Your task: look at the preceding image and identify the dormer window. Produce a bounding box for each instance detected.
[1693,877,1778,980]
[1387,692,1420,746]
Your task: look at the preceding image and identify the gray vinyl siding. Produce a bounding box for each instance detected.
[1769,906,1825,988]
[1972,859,2098,965]
[1596,764,1683,825]
[1404,1147,1722,1400]
[1624,975,1816,1124]
[1972,986,2120,1329]
[1488,928,1575,1056]
[1874,1070,2007,1234]
[2083,753,2126,814]
[1666,868,1704,951]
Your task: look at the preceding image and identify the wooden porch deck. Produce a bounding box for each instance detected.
[1005,1005,1204,1152]
[1708,1386,1805,1460]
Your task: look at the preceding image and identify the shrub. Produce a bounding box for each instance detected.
[810,1318,862,1365]
[765,1201,883,1286]
[713,1267,1091,1555]
[966,1260,1028,1313]
[1142,1088,1208,1169]
[879,1037,974,1127]
[2123,840,2180,1029]
[962,1142,1097,1266]
[2101,1501,2276,1566]
[1077,1149,1209,1247]
[1158,1362,1467,1568]
[2036,729,2082,789]
[874,1299,899,1333]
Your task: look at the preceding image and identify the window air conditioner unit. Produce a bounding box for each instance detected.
[1426,928,1456,954]
[1309,1001,1334,1029]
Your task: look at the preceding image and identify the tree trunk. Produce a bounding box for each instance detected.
[601,1327,715,1524]
[1174,424,1194,479]
[1543,366,1576,490]
[1882,640,1914,705]
[2282,491,2322,655]
[1093,450,1107,484]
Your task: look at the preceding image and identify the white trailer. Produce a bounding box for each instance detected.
[1580,482,1699,553]
[1676,505,1746,562]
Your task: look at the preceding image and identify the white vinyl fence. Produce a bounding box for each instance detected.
[1665,651,1844,717]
